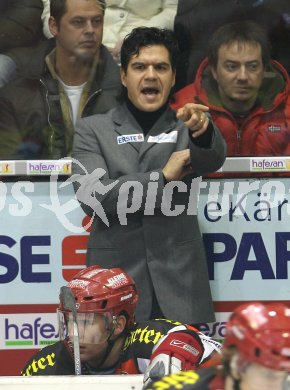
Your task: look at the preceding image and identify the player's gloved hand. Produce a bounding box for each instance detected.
[143,331,203,387]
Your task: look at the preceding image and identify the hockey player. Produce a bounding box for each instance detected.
[21,265,221,381]
[144,301,290,389]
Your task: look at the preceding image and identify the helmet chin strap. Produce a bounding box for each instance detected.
[227,372,241,390]
[92,339,115,370]
[228,353,246,390]
[233,379,241,390]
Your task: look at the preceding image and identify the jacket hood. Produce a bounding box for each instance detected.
[195,57,290,112]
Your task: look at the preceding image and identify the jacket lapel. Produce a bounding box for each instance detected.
[112,104,178,156]
[112,104,145,153]
[139,107,177,158]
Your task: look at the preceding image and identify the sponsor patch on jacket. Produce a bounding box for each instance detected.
[148,131,178,143]
[117,134,144,144]
[268,125,281,132]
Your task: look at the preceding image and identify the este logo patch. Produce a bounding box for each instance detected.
[117,134,144,144]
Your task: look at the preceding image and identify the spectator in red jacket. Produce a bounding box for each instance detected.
[173,0,290,91]
[172,20,290,157]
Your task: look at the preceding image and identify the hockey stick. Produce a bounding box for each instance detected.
[60,286,82,375]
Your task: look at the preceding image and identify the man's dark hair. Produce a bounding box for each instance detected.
[120,27,179,73]
[208,20,271,69]
[50,0,106,26]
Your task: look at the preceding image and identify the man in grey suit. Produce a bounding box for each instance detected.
[72,27,227,324]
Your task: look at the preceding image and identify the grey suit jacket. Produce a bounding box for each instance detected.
[72,103,226,323]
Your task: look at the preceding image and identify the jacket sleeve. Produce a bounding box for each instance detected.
[0,0,43,51]
[189,120,227,176]
[0,94,23,159]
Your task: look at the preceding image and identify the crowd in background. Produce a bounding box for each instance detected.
[0,0,289,159]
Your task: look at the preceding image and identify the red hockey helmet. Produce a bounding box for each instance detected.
[224,302,290,371]
[59,265,138,328]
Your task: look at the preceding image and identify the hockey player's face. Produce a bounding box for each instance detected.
[79,339,108,364]
[74,313,112,364]
[211,41,264,112]
[121,45,176,112]
[67,312,111,345]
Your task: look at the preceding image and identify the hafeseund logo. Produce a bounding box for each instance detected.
[27,160,71,175]
[1,313,59,350]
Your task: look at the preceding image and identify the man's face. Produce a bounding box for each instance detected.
[67,312,111,364]
[49,0,104,62]
[79,339,108,364]
[121,44,176,112]
[211,41,264,111]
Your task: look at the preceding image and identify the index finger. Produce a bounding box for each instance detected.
[176,104,209,121]
[183,103,209,112]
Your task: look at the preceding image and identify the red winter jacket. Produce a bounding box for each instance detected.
[172,58,290,157]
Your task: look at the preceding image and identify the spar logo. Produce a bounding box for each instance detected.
[2,314,59,350]
[61,215,90,281]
